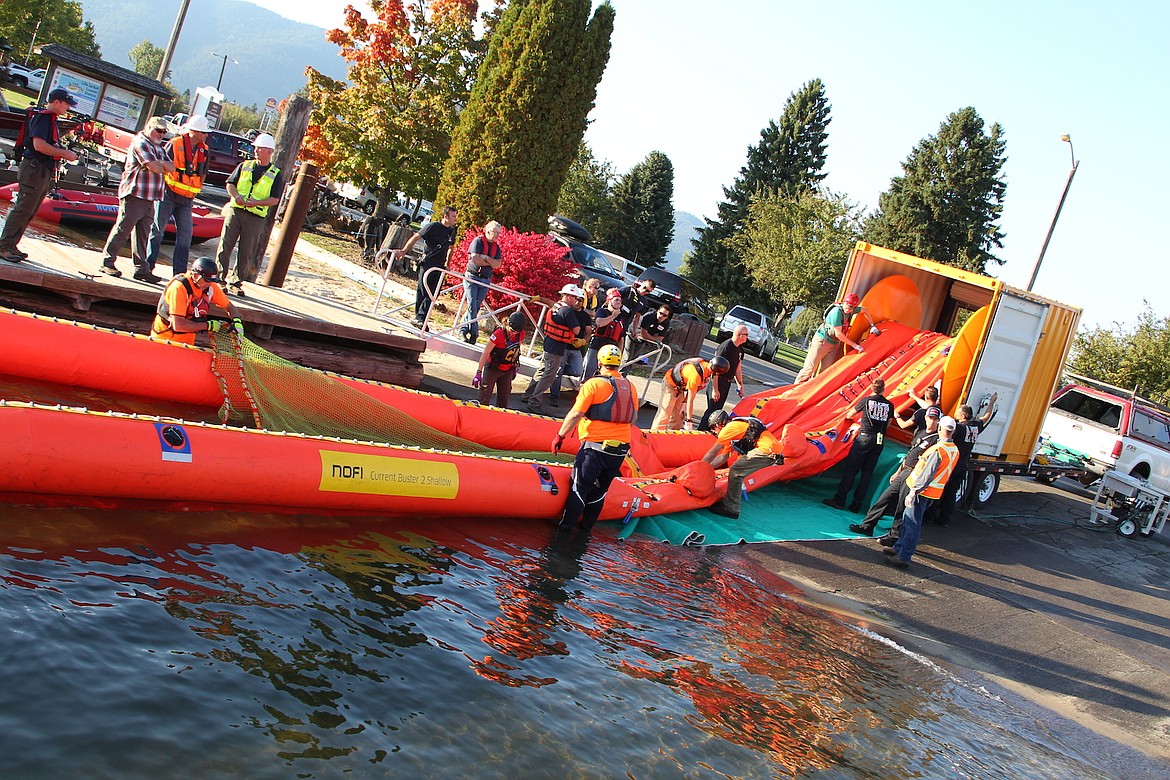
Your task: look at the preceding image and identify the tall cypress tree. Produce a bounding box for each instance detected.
[863,107,1007,273]
[436,0,615,233]
[687,79,831,307]
[605,151,675,267]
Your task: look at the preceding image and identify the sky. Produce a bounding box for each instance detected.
[241,0,1170,329]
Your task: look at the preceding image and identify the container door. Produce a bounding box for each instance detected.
[967,293,1048,457]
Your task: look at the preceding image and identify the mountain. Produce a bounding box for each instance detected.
[78,0,347,109]
[664,210,704,273]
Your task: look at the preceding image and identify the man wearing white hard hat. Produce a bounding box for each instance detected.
[147,114,210,276]
[215,132,284,295]
[522,283,586,413]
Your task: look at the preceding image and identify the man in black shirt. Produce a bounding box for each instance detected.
[929,394,997,526]
[699,324,748,430]
[392,206,459,326]
[618,279,655,335]
[0,89,80,263]
[824,378,895,512]
[851,408,941,537]
[623,305,671,372]
[895,385,941,435]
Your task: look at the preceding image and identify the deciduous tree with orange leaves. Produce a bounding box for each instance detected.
[303,1,500,216]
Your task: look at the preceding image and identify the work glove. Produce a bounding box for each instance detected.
[736,385,744,398]
[232,317,245,339]
[683,421,695,432]
[551,434,565,454]
[206,319,225,333]
[869,326,881,336]
[472,371,482,389]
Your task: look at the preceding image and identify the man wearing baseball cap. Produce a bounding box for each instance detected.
[795,291,881,384]
[0,88,80,263]
[147,115,211,276]
[883,414,960,568]
[216,132,284,295]
[98,116,177,282]
[522,283,586,413]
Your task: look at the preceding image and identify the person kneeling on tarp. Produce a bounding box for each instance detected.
[551,345,639,533]
[702,411,784,519]
[150,256,242,345]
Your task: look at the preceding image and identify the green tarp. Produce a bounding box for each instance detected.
[619,444,908,546]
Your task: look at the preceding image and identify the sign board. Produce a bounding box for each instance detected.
[192,86,225,130]
[48,67,102,116]
[95,84,147,130]
[204,100,223,129]
[265,97,278,110]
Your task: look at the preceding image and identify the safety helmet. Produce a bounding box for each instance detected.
[843,292,861,307]
[252,133,276,149]
[598,344,622,367]
[709,356,731,375]
[559,283,584,298]
[182,115,210,133]
[507,312,527,331]
[708,410,730,429]
[191,257,220,281]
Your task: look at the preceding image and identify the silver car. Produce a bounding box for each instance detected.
[717,305,776,359]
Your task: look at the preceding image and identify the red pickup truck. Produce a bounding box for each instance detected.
[100,125,254,186]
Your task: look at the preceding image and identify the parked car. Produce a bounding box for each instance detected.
[550,233,628,292]
[635,266,715,327]
[4,63,45,92]
[1041,378,1170,492]
[717,305,777,359]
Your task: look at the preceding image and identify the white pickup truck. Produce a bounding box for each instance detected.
[1041,378,1170,493]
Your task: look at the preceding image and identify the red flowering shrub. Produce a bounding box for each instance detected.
[452,227,579,313]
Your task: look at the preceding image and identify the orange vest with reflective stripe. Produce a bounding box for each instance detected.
[163,135,208,198]
[542,303,577,345]
[907,440,959,500]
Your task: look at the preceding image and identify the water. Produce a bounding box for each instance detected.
[0,506,1134,778]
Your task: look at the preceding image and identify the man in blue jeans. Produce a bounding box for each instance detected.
[884,416,959,568]
[460,220,503,343]
[146,115,210,276]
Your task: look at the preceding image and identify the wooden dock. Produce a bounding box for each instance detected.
[0,215,427,388]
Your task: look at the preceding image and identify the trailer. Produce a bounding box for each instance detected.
[840,243,1085,507]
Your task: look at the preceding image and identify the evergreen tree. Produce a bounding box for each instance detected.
[556,141,616,240]
[688,78,830,308]
[863,107,1007,273]
[436,0,615,233]
[605,151,674,267]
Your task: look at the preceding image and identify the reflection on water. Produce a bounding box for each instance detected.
[0,507,1121,778]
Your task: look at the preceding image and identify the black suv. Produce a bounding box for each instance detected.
[550,234,628,292]
[636,267,715,327]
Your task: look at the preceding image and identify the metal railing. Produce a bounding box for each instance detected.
[370,259,548,360]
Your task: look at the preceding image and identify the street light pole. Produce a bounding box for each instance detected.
[1027,134,1079,292]
[210,52,236,92]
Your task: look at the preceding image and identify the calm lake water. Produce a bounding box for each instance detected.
[0,504,1139,779]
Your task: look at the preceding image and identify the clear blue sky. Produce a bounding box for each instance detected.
[247,0,1169,328]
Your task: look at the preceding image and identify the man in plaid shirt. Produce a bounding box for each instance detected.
[98,116,176,283]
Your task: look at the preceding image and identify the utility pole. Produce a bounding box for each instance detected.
[25,20,41,65]
[1027,135,1080,292]
[211,52,236,92]
[146,0,190,119]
